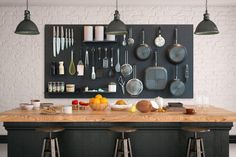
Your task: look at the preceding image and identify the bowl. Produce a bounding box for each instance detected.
[110,103,132,111]
[90,103,108,111]
[20,103,34,110]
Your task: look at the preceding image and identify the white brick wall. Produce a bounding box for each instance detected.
[0,5,236,136]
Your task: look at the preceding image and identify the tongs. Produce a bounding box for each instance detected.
[118,76,125,95]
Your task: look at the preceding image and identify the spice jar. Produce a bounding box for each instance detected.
[108,82,117,92]
[72,100,79,111]
[48,82,53,93]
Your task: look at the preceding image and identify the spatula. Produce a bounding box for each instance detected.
[103,48,109,69]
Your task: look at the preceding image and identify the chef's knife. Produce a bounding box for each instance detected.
[71,29,74,46]
[85,49,89,69]
[68,29,71,47]
[53,26,56,57]
[61,26,65,51]
[56,26,60,55]
[65,28,68,49]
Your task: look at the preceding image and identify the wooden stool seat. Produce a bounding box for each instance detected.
[36,127,64,133]
[109,126,136,133]
[182,127,210,133]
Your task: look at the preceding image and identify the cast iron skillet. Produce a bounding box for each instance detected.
[135,29,152,61]
[167,28,187,64]
[170,65,185,97]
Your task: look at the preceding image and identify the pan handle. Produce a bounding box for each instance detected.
[125,50,128,64]
[158,27,161,36]
[175,28,178,44]
[154,51,158,67]
[129,27,133,38]
[133,65,136,79]
[142,29,145,44]
[175,65,179,80]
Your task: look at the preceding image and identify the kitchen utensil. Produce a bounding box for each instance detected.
[170,65,185,97]
[154,27,165,47]
[91,48,96,80]
[85,49,89,69]
[185,64,189,82]
[61,26,65,51]
[145,51,168,90]
[56,26,60,55]
[122,34,127,46]
[121,50,132,77]
[108,48,115,77]
[96,47,104,78]
[69,50,76,75]
[53,26,56,57]
[71,29,74,46]
[103,48,109,69]
[127,27,134,46]
[136,29,152,60]
[77,50,84,76]
[118,76,125,95]
[126,65,143,96]
[115,48,121,72]
[65,28,68,49]
[68,29,71,47]
[167,28,187,64]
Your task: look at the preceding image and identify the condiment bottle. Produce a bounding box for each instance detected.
[72,100,79,111]
[59,61,65,75]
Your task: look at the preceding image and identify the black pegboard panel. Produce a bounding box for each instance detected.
[44,24,193,98]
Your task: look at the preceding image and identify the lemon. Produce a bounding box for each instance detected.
[129,104,137,113]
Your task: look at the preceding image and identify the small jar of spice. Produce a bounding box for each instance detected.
[72,100,79,111]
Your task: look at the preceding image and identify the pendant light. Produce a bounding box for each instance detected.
[194,0,219,35]
[15,0,40,35]
[106,0,127,35]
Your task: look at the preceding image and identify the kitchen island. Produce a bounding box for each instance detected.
[1,105,236,157]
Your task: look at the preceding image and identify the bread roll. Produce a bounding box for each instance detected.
[136,100,152,113]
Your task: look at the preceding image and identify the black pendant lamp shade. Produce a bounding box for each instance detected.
[106,0,127,35]
[194,0,219,35]
[15,0,39,35]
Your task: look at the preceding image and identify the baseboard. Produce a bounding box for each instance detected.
[0,135,235,144]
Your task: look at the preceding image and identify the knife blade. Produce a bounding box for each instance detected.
[68,29,71,47]
[111,48,114,67]
[65,28,68,49]
[61,26,65,51]
[56,26,60,55]
[71,29,74,46]
[85,49,89,69]
[53,26,56,57]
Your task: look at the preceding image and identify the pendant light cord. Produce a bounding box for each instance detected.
[116,0,118,11]
[205,0,208,13]
[26,0,29,10]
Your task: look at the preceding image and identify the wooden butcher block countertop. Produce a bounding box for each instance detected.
[0,105,236,122]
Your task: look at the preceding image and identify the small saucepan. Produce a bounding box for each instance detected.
[170,65,185,97]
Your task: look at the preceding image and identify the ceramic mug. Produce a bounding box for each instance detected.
[63,105,72,114]
[31,99,40,109]
[84,26,93,41]
[95,26,104,41]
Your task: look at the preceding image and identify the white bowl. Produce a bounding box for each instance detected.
[20,103,34,110]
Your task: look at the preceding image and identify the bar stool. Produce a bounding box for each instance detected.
[182,127,210,157]
[36,127,64,157]
[110,126,136,157]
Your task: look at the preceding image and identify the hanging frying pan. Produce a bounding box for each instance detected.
[170,65,185,97]
[135,29,152,61]
[145,51,168,90]
[167,28,187,64]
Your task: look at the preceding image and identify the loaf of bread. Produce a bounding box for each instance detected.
[136,100,152,113]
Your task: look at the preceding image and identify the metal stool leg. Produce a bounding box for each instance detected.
[128,138,133,157]
[41,139,46,157]
[200,138,206,157]
[51,138,56,157]
[55,138,60,157]
[123,139,128,157]
[196,139,201,157]
[114,139,119,157]
[186,138,192,157]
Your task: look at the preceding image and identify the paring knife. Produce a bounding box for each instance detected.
[71,29,74,46]
[111,48,114,67]
[56,26,60,55]
[60,26,65,51]
[53,26,56,57]
[68,29,71,47]
[65,28,68,49]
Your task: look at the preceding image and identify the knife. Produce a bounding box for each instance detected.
[68,29,71,47]
[56,26,60,55]
[110,48,114,67]
[53,26,56,57]
[71,29,74,46]
[60,26,65,51]
[65,28,68,49]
